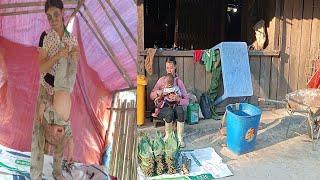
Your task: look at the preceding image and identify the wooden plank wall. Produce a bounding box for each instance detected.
[175,0,224,49]
[273,0,320,100]
[244,0,320,102]
[146,56,210,112]
[144,0,320,113]
[145,54,278,112]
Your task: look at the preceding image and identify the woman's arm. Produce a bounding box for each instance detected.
[69,45,80,63]
[150,77,165,100]
[177,78,189,106]
[38,46,68,73]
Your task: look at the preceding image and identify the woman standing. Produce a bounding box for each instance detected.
[30,0,79,179]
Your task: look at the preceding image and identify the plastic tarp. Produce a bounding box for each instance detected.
[0,144,116,179]
[0,0,137,164]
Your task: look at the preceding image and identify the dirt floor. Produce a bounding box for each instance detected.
[138,109,320,180]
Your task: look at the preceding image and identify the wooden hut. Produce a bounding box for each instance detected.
[137,0,320,118]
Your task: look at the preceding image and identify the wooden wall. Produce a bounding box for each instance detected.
[143,50,279,113]
[145,55,212,112]
[261,0,320,101]
[242,0,320,101]
[141,0,320,114]
[174,0,225,49]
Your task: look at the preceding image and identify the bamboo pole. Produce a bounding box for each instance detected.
[109,99,121,175]
[66,0,85,26]
[118,100,128,179]
[0,1,77,9]
[125,101,133,179]
[97,0,137,65]
[116,101,127,179]
[132,115,138,179]
[128,100,137,179]
[81,5,133,87]
[78,10,133,88]
[105,0,137,44]
[121,101,128,179]
[0,8,74,16]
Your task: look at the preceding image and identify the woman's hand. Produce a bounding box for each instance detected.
[69,46,80,62]
[169,93,181,102]
[57,44,69,59]
[157,90,163,97]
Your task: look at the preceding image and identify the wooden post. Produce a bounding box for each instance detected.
[174,0,180,48]
[137,0,144,75]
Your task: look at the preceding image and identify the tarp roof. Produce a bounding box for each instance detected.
[0,0,137,164]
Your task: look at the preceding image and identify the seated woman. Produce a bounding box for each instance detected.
[150,57,189,147]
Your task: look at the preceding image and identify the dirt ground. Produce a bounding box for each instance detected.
[139,109,320,180]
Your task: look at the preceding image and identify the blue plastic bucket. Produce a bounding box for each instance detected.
[226,103,262,155]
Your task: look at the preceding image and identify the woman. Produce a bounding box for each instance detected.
[30,0,79,179]
[150,57,189,147]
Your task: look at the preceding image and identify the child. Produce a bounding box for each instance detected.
[152,73,181,117]
[39,29,78,164]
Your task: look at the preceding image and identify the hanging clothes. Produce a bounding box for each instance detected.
[207,49,222,119]
[193,50,204,63]
[202,49,214,72]
[144,48,157,75]
[307,69,320,88]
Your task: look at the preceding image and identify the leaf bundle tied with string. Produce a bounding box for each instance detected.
[138,133,155,176]
[153,131,165,175]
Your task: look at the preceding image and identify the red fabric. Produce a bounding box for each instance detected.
[307,69,320,88]
[193,50,204,63]
[0,0,137,91]
[0,18,112,164]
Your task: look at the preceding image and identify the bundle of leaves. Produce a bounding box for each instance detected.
[138,133,155,176]
[153,131,165,175]
[164,131,179,174]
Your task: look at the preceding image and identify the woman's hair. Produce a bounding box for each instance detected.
[45,0,64,12]
[166,56,176,66]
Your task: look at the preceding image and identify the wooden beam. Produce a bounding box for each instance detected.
[137,0,144,75]
[79,10,133,88]
[0,1,77,9]
[97,0,137,66]
[0,8,74,16]
[249,50,280,56]
[174,0,180,47]
[66,0,85,26]
[139,49,280,57]
[105,0,137,44]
